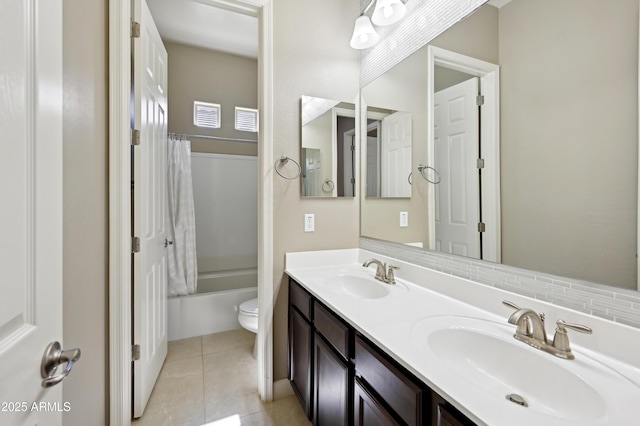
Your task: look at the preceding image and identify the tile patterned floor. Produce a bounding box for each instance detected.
[133,329,311,426]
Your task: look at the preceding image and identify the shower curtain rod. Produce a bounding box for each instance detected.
[169,132,257,144]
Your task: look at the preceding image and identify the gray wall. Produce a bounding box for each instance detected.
[62,0,107,423]
[166,42,258,156]
[272,0,360,381]
[499,0,638,288]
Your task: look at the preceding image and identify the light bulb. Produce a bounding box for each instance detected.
[372,0,406,26]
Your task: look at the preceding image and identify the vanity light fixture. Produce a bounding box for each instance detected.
[350,14,380,49]
[372,0,407,26]
[350,0,408,50]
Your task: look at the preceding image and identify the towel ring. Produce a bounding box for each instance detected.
[417,164,441,184]
[322,179,335,193]
[408,172,413,185]
[274,156,301,180]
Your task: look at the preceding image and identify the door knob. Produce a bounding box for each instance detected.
[164,239,173,248]
[41,341,81,388]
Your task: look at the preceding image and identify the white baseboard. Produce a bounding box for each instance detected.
[273,379,293,400]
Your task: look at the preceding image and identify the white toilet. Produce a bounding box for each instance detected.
[238,298,259,357]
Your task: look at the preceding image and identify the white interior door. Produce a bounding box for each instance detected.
[0,0,66,424]
[434,78,481,258]
[132,0,169,417]
[381,111,412,197]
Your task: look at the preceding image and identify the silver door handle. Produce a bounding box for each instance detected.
[41,341,81,388]
[164,239,173,248]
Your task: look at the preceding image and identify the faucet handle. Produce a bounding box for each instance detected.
[502,300,521,310]
[552,319,592,359]
[386,265,399,284]
[556,319,592,335]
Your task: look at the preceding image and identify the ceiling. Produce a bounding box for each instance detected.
[146,0,259,58]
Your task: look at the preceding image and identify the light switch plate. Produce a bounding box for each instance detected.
[400,211,409,227]
[304,214,315,232]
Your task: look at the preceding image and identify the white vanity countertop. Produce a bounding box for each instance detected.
[285,248,640,426]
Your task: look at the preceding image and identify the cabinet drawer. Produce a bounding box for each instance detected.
[355,335,424,426]
[289,278,312,321]
[314,302,351,360]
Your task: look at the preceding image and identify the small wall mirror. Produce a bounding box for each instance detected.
[301,96,356,197]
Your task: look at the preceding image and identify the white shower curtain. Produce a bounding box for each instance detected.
[167,135,198,296]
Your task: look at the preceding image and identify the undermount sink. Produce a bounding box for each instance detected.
[411,315,640,423]
[313,267,407,299]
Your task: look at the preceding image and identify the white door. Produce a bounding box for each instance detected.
[132,0,169,417]
[434,78,480,258]
[0,0,67,424]
[381,111,412,197]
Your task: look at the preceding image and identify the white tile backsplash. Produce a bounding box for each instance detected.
[360,237,640,328]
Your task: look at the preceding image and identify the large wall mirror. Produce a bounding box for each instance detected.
[361,0,639,291]
[301,95,356,198]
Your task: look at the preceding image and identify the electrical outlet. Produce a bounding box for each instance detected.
[400,211,409,227]
[304,214,315,232]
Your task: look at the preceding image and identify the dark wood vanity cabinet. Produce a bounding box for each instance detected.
[288,277,476,426]
[289,280,313,419]
[355,335,425,425]
[313,302,353,426]
[431,393,477,426]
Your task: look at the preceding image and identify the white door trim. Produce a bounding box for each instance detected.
[108,0,274,423]
[427,46,501,263]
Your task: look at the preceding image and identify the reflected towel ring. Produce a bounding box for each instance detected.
[408,172,413,185]
[274,156,301,180]
[322,179,335,193]
[417,164,441,184]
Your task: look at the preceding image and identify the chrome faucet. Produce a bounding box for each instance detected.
[503,300,592,360]
[362,259,398,284]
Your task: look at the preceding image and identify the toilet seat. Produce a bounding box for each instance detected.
[238,298,259,334]
[239,298,259,316]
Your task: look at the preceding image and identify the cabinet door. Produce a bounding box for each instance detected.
[314,334,350,426]
[432,393,476,426]
[290,307,312,419]
[354,378,401,426]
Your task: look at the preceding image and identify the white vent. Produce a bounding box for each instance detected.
[194,101,221,128]
[235,107,259,132]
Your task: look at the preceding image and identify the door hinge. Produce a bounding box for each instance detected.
[132,236,140,253]
[477,158,485,169]
[131,21,141,38]
[476,95,485,106]
[478,222,486,233]
[131,129,140,146]
[132,344,140,361]
[351,177,356,184]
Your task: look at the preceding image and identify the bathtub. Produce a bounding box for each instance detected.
[168,269,258,341]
